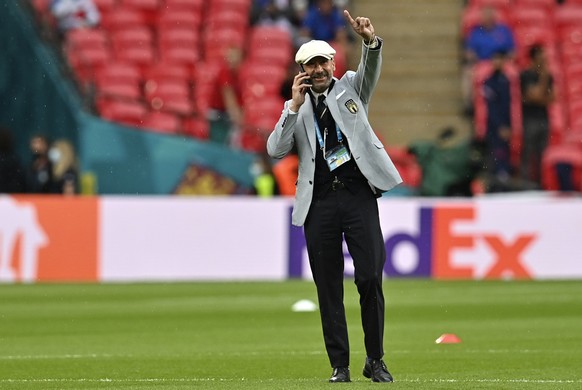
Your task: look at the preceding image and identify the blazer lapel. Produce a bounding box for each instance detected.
[303,95,317,156]
[326,86,350,139]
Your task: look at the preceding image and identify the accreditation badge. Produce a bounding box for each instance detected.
[325,144,351,171]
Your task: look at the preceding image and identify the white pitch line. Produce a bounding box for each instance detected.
[0,353,133,360]
[0,378,581,384]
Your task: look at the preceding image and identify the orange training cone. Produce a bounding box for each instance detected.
[435,333,462,344]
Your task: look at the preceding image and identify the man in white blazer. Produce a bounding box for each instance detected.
[267,10,401,383]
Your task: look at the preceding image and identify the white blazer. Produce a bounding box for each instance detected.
[267,40,402,226]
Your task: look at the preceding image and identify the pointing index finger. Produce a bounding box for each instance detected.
[343,10,356,26]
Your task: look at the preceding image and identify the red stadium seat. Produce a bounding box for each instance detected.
[145,80,190,100]
[511,7,553,29]
[548,104,567,143]
[110,27,154,54]
[559,25,582,46]
[95,62,142,84]
[164,0,204,12]
[203,29,247,61]
[209,0,252,14]
[248,26,293,51]
[565,63,582,83]
[243,98,284,131]
[145,80,194,116]
[247,46,291,67]
[467,0,511,10]
[513,0,557,11]
[151,94,194,116]
[31,0,51,14]
[239,62,287,103]
[114,45,155,68]
[95,78,142,100]
[555,4,582,28]
[67,45,111,82]
[192,61,222,114]
[93,0,118,13]
[541,143,582,190]
[183,117,210,140]
[141,111,181,134]
[144,62,191,91]
[159,46,201,68]
[118,0,160,11]
[65,29,109,51]
[568,100,582,126]
[100,7,147,31]
[386,146,422,188]
[98,98,148,126]
[239,127,269,152]
[207,10,249,31]
[158,28,200,54]
[330,42,348,79]
[157,10,202,30]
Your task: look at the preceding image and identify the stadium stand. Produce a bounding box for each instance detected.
[30,0,296,152]
[28,0,580,193]
[464,0,582,191]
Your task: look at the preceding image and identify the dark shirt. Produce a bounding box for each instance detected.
[484,70,511,134]
[0,152,26,193]
[309,82,369,198]
[520,69,552,123]
[27,157,55,194]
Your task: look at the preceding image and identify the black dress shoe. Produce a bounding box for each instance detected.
[363,358,393,382]
[329,366,351,383]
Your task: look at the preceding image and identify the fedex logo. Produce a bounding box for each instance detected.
[289,206,537,280]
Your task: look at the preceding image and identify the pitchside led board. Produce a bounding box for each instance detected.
[1,195,581,283]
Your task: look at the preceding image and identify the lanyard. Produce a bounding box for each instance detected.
[314,113,343,156]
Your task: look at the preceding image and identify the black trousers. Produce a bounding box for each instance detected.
[304,185,387,368]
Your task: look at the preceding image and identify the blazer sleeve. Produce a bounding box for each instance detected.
[350,38,383,104]
[266,100,298,159]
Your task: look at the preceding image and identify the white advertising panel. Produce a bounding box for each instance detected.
[1,195,581,283]
[100,197,290,281]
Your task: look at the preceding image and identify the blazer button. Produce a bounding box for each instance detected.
[309,181,313,185]
[312,158,314,162]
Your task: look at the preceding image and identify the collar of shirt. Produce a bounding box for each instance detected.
[310,89,328,103]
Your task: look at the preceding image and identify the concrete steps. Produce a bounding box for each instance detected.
[353,0,470,146]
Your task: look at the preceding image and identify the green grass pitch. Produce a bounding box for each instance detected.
[1,280,581,389]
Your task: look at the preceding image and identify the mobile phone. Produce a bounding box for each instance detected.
[300,64,312,85]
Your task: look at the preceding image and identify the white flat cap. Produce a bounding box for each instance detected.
[295,40,336,64]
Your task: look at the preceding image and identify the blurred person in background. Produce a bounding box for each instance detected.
[251,151,278,197]
[462,6,515,116]
[482,50,512,192]
[520,44,554,188]
[300,0,348,45]
[208,46,245,147]
[271,148,299,196]
[27,134,55,194]
[50,0,100,34]
[251,0,302,46]
[408,127,481,197]
[267,10,400,383]
[0,127,27,193]
[49,139,79,195]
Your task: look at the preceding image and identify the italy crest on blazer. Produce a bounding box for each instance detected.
[345,99,358,114]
